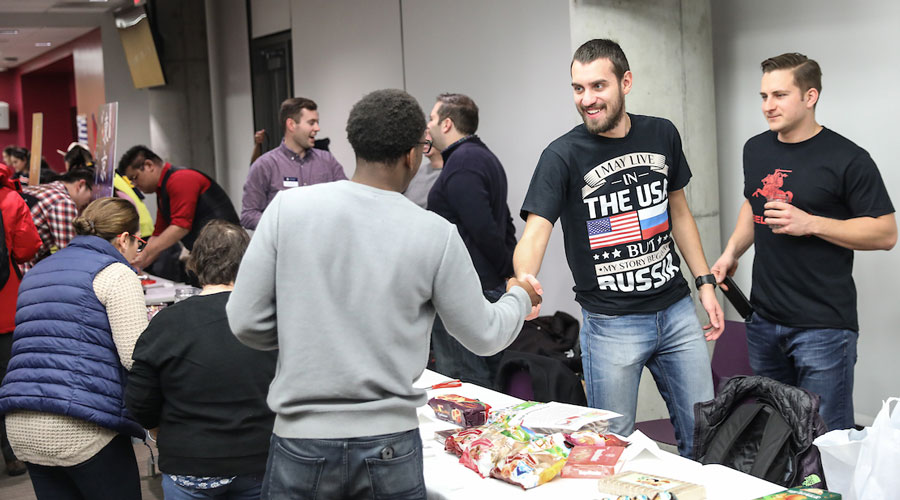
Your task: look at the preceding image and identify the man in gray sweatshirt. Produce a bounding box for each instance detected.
[226,89,541,500]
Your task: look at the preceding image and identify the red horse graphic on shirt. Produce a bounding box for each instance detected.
[752,169,793,202]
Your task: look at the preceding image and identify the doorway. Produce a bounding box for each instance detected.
[249,30,292,155]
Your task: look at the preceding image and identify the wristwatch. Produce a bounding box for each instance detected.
[695,274,717,289]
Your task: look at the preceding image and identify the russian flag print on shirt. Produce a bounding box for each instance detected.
[586,200,669,250]
[637,201,669,239]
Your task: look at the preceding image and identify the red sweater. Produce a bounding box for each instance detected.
[0,163,41,333]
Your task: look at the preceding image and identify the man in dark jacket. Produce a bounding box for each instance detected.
[426,93,518,387]
[116,145,239,280]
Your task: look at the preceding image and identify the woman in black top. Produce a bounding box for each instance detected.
[126,220,276,500]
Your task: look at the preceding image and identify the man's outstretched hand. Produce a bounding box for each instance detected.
[508,274,543,320]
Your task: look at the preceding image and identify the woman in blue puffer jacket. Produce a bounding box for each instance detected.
[0,197,148,500]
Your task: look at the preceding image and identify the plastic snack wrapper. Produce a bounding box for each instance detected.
[459,425,533,478]
[564,430,630,448]
[444,427,487,457]
[427,394,491,427]
[490,433,570,489]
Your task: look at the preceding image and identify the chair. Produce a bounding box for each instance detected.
[710,319,753,394]
[495,350,587,406]
[634,320,753,448]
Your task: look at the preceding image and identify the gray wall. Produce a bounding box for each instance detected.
[712,0,900,425]
[402,0,576,318]
[280,0,580,319]
[251,0,291,38]
[206,0,255,208]
[289,0,405,180]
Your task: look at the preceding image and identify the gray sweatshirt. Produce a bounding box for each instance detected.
[226,180,529,439]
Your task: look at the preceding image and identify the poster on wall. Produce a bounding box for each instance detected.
[76,114,88,146]
[93,102,118,199]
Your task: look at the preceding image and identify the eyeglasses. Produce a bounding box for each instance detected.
[418,140,433,154]
[118,232,148,250]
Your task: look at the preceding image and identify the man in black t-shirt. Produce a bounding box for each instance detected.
[712,53,896,431]
[516,39,724,458]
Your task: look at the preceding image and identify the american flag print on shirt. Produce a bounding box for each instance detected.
[586,212,642,249]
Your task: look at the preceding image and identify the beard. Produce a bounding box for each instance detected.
[579,90,626,135]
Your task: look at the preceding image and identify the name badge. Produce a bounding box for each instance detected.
[283,176,299,188]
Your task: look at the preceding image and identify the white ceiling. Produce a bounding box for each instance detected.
[0,0,131,70]
[0,0,124,14]
[0,27,95,70]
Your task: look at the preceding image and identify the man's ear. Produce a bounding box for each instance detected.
[405,145,417,168]
[441,117,452,135]
[620,70,633,96]
[805,87,819,108]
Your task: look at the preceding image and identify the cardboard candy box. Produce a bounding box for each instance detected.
[560,445,625,478]
[753,488,841,500]
[427,394,491,427]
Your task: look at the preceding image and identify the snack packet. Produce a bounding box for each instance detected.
[564,430,629,448]
[490,433,570,489]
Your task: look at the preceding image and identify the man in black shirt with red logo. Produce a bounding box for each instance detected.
[712,53,896,431]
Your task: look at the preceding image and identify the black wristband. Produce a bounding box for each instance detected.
[695,274,717,289]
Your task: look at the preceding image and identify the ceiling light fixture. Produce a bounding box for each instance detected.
[0,30,20,35]
[35,42,52,47]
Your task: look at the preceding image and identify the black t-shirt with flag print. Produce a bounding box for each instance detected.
[743,128,894,332]
[521,114,692,314]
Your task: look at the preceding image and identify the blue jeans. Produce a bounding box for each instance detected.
[431,285,506,389]
[261,429,425,500]
[745,312,858,431]
[162,473,263,500]
[26,434,141,500]
[580,295,713,457]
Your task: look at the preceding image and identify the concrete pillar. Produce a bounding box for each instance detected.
[569,0,721,426]
[147,0,216,177]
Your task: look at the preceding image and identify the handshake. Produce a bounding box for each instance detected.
[507,274,543,320]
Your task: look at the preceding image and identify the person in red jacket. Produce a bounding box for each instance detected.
[0,162,41,476]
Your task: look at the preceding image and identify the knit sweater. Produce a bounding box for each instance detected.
[427,136,517,290]
[126,292,276,476]
[226,180,530,440]
[6,262,148,466]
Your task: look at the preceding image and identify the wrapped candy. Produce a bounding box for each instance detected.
[564,430,629,448]
[459,426,532,478]
[490,433,570,489]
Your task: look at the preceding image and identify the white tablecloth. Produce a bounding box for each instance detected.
[415,370,784,500]
[142,274,179,304]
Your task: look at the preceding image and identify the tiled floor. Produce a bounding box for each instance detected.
[0,440,164,500]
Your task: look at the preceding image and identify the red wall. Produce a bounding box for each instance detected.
[0,71,22,152]
[1,29,104,171]
[21,59,76,172]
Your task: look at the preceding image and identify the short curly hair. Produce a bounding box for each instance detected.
[186,220,250,286]
[346,89,425,163]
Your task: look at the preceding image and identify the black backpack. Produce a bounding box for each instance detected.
[693,376,827,489]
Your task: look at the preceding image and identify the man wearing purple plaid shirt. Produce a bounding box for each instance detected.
[240,98,346,229]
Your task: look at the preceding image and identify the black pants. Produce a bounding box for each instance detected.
[26,434,141,500]
[0,332,16,462]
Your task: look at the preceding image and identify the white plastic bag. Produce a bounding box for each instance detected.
[814,397,900,500]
